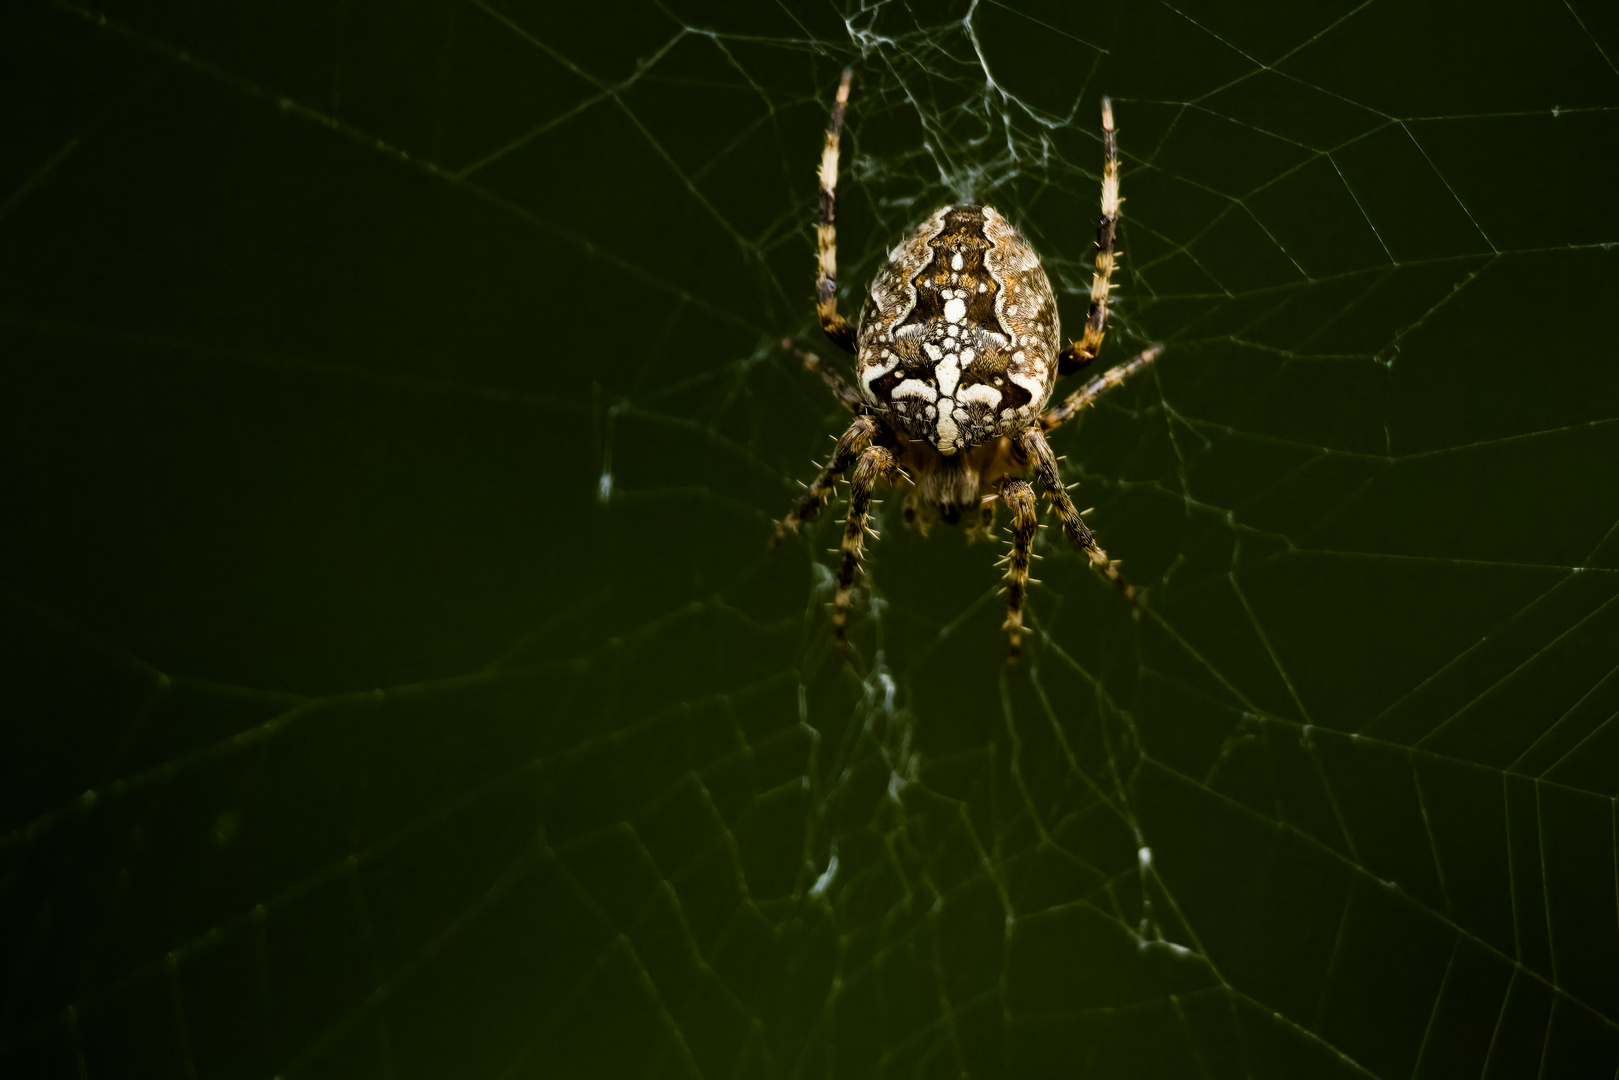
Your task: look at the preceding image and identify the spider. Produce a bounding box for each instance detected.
[776,69,1162,658]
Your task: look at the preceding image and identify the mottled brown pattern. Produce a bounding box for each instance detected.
[896,205,1000,333]
[854,202,1061,454]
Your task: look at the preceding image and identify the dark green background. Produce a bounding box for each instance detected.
[5,0,1619,1076]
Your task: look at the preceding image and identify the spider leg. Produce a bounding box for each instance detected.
[833,443,898,648]
[902,486,937,537]
[773,413,877,544]
[1058,97,1122,376]
[781,338,862,412]
[1041,344,1162,433]
[965,495,997,544]
[1016,424,1132,597]
[998,476,1038,658]
[816,68,857,355]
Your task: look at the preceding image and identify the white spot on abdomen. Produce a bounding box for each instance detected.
[936,351,962,397]
[943,297,966,324]
[891,379,937,402]
[860,353,900,400]
[1010,370,1047,402]
[935,410,961,453]
[957,383,1001,409]
[951,251,964,271]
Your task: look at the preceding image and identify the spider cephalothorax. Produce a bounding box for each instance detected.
[777,69,1161,658]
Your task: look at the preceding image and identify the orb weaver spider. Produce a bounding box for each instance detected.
[776,69,1161,658]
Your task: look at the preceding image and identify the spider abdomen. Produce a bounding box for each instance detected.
[855,204,1060,455]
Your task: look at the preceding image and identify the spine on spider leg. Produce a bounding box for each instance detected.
[1084,539,1136,603]
[783,338,862,412]
[833,444,895,644]
[1018,426,1097,552]
[1025,423,1137,601]
[1070,96,1121,366]
[774,413,876,544]
[1000,479,1039,657]
[817,68,856,353]
[1042,344,1164,433]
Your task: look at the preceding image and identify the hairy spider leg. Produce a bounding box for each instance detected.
[964,497,997,545]
[781,338,862,412]
[1042,344,1162,432]
[1017,424,1094,550]
[833,443,898,647]
[901,486,940,537]
[1058,97,1122,376]
[817,68,857,354]
[1017,424,1132,596]
[998,477,1039,657]
[773,413,878,544]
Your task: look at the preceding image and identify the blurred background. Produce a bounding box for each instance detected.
[4,0,1619,1076]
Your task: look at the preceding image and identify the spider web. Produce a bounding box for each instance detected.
[3,0,1619,1076]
